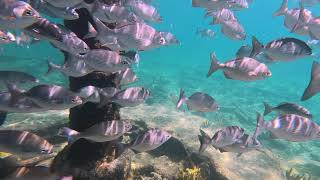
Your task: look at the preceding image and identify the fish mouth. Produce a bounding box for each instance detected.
[79,52,86,56]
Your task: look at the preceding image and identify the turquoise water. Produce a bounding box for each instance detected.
[1,0,320,179]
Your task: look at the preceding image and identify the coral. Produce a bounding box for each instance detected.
[285,168,312,180]
[177,167,202,180]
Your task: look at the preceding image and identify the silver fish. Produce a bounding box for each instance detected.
[196,28,215,39]
[221,20,246,40]
[0,130,53,158]
[207,52,272,81]
[24,19,90,56]
[198,126,245,153]
[101,87,150,107]
[124,0,163,23]
[176,89,219,112]
[129,128,171,152]
[0,1,41,29]
[250,36,312,61]
[0,71,38,84]
[255,113,320,142]
[85,49,132,73]
[22,84,83,110]
[92,17,179,51]
[274,0,313,35]
[47,54,94,77]
[205,8,236,25]
[301,61,320,101]
[58,120,132,143]
[263,102,312,119]
[193,0,248,11]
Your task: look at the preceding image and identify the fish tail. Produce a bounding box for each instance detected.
[273,0,288,17]
[207,52,222,77]
[58,127,79,144]
[198,129,211,153]
[263,102,273,116]
[176,88,187,109]
[0,111,7,126]
[301,61,320,101]
[253,112,265,139]
[250,36,264,58]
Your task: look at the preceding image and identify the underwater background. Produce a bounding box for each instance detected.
[1,0,320,179]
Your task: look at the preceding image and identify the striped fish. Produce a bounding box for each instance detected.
[0,130,53,158]
[255,113,320,142]
[58,120,132,143]
[263,102,312,119]
[198,126,245,153]
[207,52,272,81]
[129,128,171,152]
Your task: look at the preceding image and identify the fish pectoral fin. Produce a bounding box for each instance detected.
[248,71,258,76]
[223,71,233,79]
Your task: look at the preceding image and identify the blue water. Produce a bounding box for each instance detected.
[1,0,320,179]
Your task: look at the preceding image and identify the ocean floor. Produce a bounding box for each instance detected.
[1,102,319,179]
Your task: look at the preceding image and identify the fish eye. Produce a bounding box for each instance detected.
[159,37,166,45]
[122,61,129,65]
[24,10,34,16]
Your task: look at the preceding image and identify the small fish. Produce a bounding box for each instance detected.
[198,126,245,153]
[129,128,171,152]
[220,20,246,40]
[84,49,132,73]
[263,102,312,118]
[207,52,272,81]
[196,28,215,39]
[301,61,320,101]
[255,113,320,142]
[124,0,163,23]
[0,130,53,158]
[22,84,83,110]
[176,89,219,112]
[250,36,312,61]
[236,45,275,64]
[205,8,236,25]
[58,120,132,143]
[0,71,38,84]
[193,0,248,11]
[92,17,179,51]
[100,87,150,107]
[273,0,313,35]
[0,1,41,29]
[24,18,90,56]
[47,54,94,77]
